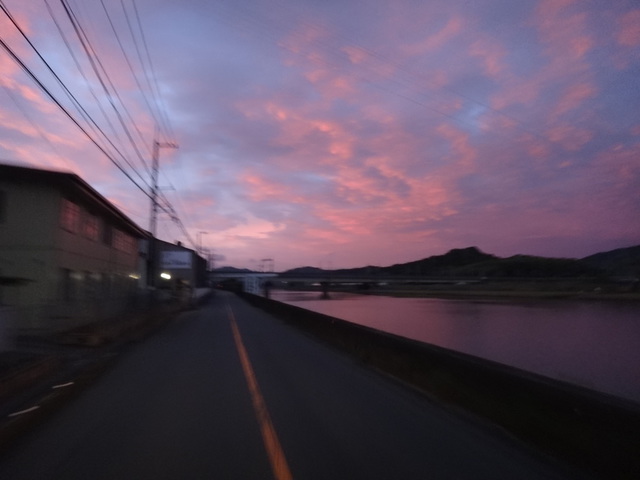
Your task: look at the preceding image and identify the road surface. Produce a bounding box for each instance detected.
[0,291,585,479]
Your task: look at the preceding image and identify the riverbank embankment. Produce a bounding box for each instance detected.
[240,291,640,480]
[300,277,640,302]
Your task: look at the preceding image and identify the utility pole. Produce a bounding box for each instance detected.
[148,139,177,289]
[149,139,178,237]
[197,231,208,255]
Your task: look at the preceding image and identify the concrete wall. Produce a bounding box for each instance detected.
[240,292,640,479]
[0,182,59,330]
[0,307,14,352]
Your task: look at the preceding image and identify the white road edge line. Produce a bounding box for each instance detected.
[8,406,40,418]
[52,381,75,389]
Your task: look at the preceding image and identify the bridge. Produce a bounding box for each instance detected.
[211,270,481,295]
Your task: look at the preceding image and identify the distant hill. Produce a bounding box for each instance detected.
[456,254,602,278]
[581,245,640,277]
[283,266,328,276]
[214,266,255,274]
[280,245,640,278]
[383,247,496,276]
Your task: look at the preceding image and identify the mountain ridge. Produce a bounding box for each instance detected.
[278,245,640,278]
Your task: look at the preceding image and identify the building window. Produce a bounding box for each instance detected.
[114,229,136,254]
[61,199,80,233]
[82,212,100,241]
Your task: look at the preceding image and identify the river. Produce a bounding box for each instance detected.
[270,290,640,404]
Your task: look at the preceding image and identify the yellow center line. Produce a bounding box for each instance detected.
[227,304,294,480]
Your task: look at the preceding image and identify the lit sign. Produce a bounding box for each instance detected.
[161,251,192,269]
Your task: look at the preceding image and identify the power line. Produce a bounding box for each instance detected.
[98,0,159,168]
[126,0,175,142]
[0,35,153,198]
[2,1,191,244]
[1,0,153,190]
[1,84,75,170]
[43,0,141,174]
[1,2,111,153]
[0,5,179,217]
[58,0,152,178]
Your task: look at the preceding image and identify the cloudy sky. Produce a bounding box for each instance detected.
[1,0,638,270]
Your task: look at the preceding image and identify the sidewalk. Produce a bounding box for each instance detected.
[0,289,213,450]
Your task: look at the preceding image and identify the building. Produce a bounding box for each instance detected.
[0,163,148,334]
[152,239,208,304]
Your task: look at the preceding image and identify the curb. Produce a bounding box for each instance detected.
[0,300,194,454]
[0,355,116,454]
[0,356,62,403]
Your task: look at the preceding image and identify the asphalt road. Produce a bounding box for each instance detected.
[0,291,585,479]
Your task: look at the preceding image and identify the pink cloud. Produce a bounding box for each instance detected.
[341,45,369,65]
[400,16,464,57]
[492,0,596,113]
[490,77,541,111]
[242,99,359,166]
[524,136,551,160]
[545,125,593,151]
[435,124,476,170]
[535,1,594,61]
[551,83,597,118]
[241,173,305,204]
[2,0,638,270]
[617,10,640,46]
[278,24,365,100]
[593,144,640,188]
[469,37,508,77]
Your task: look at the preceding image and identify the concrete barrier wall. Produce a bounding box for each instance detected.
[0,307,14,352]
[240,292,640,480]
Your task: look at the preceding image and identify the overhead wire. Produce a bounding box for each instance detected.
[97,0,155,172]
[0,1,189,224]
[158,178,198,249]
[98,0,159,169]
[67,0,186,241]
[43,0,141,176]
[58,0,152,179]
[126,0,175,142]
[1,84,75,171]
[157,189,197,248]
[0,34,153,199]
[123,0,187,242]
[0,0,130,173]
[1,0,193,244]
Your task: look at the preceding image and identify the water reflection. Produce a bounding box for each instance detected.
[271,290,640,403]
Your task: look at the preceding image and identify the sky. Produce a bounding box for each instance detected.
[1,0,639,271]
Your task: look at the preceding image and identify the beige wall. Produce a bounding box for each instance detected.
[0,182,58,318]
[0,180,143,332]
